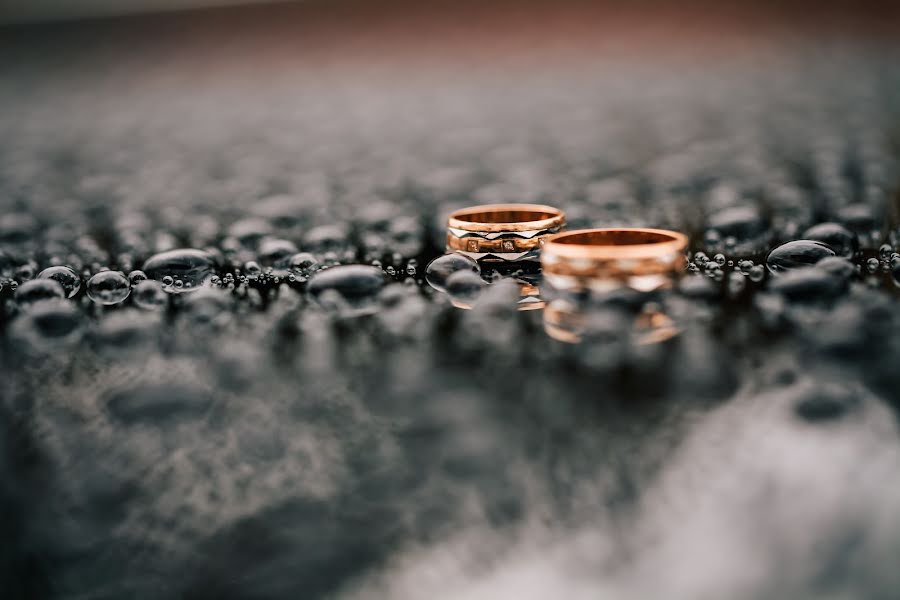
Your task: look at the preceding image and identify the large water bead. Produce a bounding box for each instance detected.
[132,280,169,310]
[10,299,84,352]
[766,240,836,274]
[257,238,299,268]
[288,252,320,280]
[768,267,847,303]
[227,217,274,249]
[86,271,131,305]
[815,256,858,281]
[142,248,216,293]
[38,265,81,298]
[306,265,388,316]
[425,253,480,292]
[705,206,768,252]
[836,203,877,239]
[802,222,859,259]
[14,278,66,308]
[303,224,351,255]
[444,269,488,307]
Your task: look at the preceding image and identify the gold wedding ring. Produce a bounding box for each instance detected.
[541,228,688,292]
[447,204,566,262]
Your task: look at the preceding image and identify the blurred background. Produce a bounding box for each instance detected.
[1,0,274,22]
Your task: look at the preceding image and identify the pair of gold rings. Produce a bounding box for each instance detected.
[446,204,688,290]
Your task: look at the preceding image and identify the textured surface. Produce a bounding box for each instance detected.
[1,2,900,599]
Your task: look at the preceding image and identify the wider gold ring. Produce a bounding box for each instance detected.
[541,228,688,293]
[447,203,565,263]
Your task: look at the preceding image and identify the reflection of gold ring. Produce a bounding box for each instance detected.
[541,228,688,292]
[448,279,546,311]
[543,298,680,345]
[447,204,565,262]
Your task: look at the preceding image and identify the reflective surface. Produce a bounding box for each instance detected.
[1,4,900,599]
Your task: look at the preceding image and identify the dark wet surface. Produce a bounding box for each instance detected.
[1,3,900,598]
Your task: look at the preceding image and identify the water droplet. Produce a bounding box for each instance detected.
[705,206,767,253]
[445,269,487,307]
[87,271,131,305]
[244,261,261,277]
[37,265,81,298]
[866,257,879,273]
[303,224,350,254]
[133,280,168,310]
[678,275,719,300]
[16,263,35,281]
[766,240,836,274]
[769,267,846,303]
[704,262,723,281]
[14,278,66,308]
[307,265,387,317]
[726,271,746,298]
[748,265,765,282]
[128,269,148,285]
[754,292,786,328]
[425,253,480,292]
[10,299,83,352]
[143,248,216,293]
[258,238,299,268]
[183,287,234,324]
[0,212,37,245]
[92,309,160,351]
[891,259,900,287]
[836,203,876,240]
[816,256,856,281]
[376,283,430,339]
[252,194,305,228]
[802,222,859,258]
[227,217,273,249]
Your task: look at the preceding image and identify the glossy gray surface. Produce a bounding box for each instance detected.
[1,5,899,599]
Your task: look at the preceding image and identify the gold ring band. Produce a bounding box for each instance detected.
[447,203,565,262]
[541,228,688,292]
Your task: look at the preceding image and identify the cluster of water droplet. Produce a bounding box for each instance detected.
[2,29,900,600]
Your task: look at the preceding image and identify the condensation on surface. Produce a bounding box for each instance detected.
[1,4,900,599]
